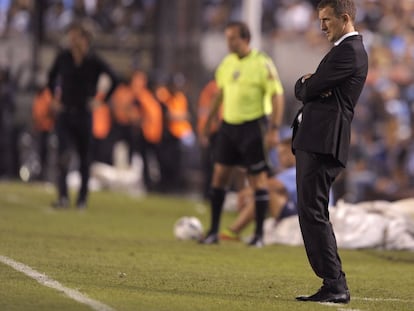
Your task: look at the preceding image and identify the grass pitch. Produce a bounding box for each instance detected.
[0,181,413,311]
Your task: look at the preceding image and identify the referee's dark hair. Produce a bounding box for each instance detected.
[226,21,251,42]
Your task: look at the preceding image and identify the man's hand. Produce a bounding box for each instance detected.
[265,128,279,149]
[89,98,104,110]
[320,90,332,98]
[199,126,211,147]
[301,73,313,83]
[50,98,63,114]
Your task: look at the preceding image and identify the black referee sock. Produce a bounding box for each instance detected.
[254,189,269,237]
[209,187,226,234]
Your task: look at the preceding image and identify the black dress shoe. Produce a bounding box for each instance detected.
[296,287,350,304]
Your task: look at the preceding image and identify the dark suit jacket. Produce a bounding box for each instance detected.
[292,35,368,167]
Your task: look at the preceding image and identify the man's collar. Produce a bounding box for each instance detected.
[334,31,359,46]
[233,49,256,59]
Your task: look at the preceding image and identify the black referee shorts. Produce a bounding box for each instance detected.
[214,117,270,175]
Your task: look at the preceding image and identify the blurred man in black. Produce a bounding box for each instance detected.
[0,67,15,178]
[47,22,118,209]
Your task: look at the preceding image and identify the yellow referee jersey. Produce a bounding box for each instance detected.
[215,49,283,124]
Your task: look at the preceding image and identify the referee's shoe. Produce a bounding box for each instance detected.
[199,232,219,244]
[247,235,264,248]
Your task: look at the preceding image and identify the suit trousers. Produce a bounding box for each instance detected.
[295,149,348,292]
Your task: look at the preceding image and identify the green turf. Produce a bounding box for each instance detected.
[0,181,413,311]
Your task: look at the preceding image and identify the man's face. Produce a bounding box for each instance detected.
[318,6,347,43]
[131,71,147,91]
[225,26,246,55]
[68,29,89,53]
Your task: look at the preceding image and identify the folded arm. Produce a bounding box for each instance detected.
[295,45,355,103]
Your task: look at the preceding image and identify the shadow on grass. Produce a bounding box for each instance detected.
[361,249,414,263]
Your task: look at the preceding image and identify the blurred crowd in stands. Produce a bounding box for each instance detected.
[1,0,414,203]
[0,0,157,38]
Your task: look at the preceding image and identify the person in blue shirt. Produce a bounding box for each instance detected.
[220,137,297,241]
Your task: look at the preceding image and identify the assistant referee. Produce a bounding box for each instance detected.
[200,21,285,246]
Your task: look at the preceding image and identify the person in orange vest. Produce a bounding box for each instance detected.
[110,76,141,164]
[32,86,55,180]
[155,73,194,193]
[130,70,163,191]
[197,79,221,199]
[91,90,113,164]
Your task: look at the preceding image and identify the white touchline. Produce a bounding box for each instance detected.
[320,302,363,310]
[354,297,414,303]
[0,255,116,311]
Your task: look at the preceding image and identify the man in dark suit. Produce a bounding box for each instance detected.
[292,0,368,304]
